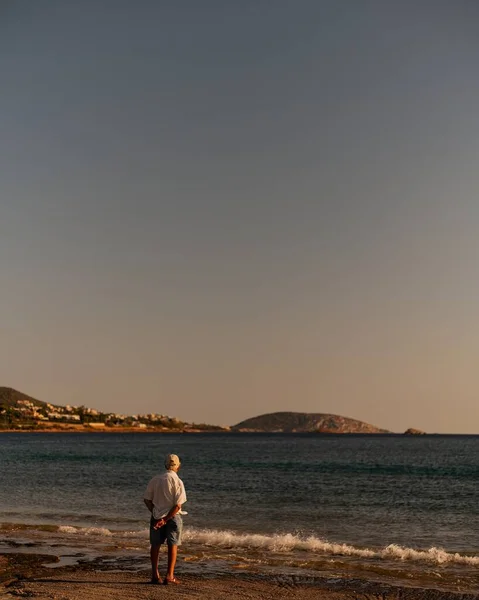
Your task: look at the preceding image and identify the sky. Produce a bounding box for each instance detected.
[1,1,479,433]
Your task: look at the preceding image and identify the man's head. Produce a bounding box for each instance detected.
[165,453,181,472]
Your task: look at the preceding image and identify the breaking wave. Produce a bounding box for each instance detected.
[58,525,114,536]
[183,529,479,566]
[46,525,479,567]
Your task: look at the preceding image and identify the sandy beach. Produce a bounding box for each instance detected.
[2,553,478,600]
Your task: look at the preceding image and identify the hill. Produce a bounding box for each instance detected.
[232,411,389,433]
[0,386,226,432]
[0,387,52,409]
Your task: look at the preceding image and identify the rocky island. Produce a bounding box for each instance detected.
[404,427,426,435]
[232,411,389,433]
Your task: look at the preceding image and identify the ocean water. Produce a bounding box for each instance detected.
[0,432,477,591]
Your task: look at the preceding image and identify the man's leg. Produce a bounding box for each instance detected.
[166,543,178,580]
[150,544,161,581]
[164,516,182,583]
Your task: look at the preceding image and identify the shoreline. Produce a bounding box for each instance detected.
[0,426,228,433]
[3,521,478,593]
[2,553,478,599]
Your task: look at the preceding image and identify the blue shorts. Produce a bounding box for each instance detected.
[150,515,183,547]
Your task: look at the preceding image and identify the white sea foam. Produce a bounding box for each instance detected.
[54,525,479,567]
[183,528,479,566]
[381,544,479,566]
[58,525,113,537]
[58,526,78,534]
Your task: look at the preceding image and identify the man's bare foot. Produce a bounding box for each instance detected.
[163,577,180,585]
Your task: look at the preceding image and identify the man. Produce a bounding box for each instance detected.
[143,453,187,585]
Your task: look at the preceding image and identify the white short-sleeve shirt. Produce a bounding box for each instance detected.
[144,470,187,520]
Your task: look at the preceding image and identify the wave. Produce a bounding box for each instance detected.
[182,529,479,566]
[16,524,474,567]
[58,525,115,537]
[3,521,477,568]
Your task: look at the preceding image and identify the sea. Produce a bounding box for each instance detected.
[0,432,477,592]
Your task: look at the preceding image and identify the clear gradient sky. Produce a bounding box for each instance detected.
[1,1,479,433]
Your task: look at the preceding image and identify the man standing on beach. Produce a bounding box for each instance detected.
[143,453,187,585]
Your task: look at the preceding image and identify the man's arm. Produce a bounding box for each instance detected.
[144,499,154,513]
[152,503,181,530]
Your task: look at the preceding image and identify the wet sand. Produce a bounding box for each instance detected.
[2,553,478,600]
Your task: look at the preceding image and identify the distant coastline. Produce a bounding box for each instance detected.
[0,386,228,433]
[1,387,427,434]
[0,423,226,434]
